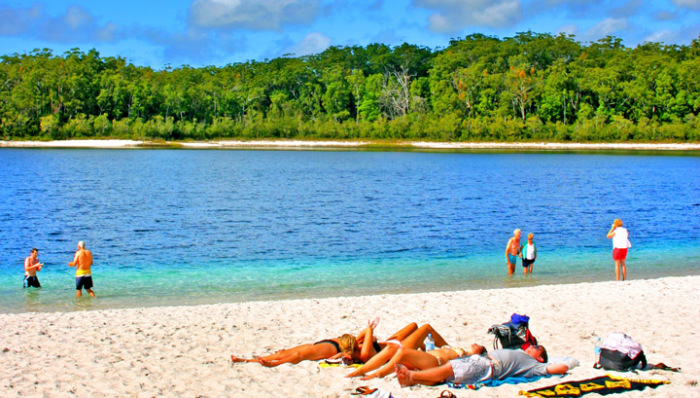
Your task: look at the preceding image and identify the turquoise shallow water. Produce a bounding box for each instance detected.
[1,149,699,313]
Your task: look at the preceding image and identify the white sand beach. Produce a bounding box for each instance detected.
[2,139,700,151]
[0,140,145,148]
[2,276,699,397]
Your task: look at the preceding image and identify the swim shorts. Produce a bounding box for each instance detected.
[76,275,94,290]
[23,276,41,288]
[522,258,535,268]
[612,248,628,261]
[447,355,492,384]
[508,254,518,265]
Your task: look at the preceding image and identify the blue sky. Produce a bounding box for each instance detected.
[1,0,698,69]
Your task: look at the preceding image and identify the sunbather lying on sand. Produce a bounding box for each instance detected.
[229,318,385,367]
[395,345,569,387]
[346,322,450,378]
[231,333,358,367]
[360,344,486,380]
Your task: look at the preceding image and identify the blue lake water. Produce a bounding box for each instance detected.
[0,148,699,313]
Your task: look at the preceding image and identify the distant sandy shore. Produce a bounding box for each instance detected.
[2,276,699,397]
[2,139,700,151]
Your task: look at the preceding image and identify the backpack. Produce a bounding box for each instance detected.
[488,313,538,350]
[595,332,647,371]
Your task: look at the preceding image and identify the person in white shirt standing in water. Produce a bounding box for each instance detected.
[607,219,631,281]
[520,233,537,276]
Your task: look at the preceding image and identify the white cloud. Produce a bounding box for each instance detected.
[672,0,700,10]
[414,0,521,33]
[97,22,119,42]
[189,0,320,31]
[288,32,331,56]
[583,17,628,41]
[64,6,94,29]
[644,29,677,43]
[0,3,42,35]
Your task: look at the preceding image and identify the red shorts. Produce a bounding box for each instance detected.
[612,248,628,261]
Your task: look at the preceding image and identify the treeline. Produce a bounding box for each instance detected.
[1,32,700,142]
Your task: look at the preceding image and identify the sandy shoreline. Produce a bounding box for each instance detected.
[2,276,699,397]
[2,139,700,151]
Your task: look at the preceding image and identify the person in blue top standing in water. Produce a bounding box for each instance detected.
[520,233,537,276]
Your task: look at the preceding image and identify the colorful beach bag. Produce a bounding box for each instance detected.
[488,313,538,350]
[595,332,647,371]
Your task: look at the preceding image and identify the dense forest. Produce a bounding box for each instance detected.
[1,32,699,142]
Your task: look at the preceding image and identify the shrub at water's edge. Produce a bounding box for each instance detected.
[1,32,699,142]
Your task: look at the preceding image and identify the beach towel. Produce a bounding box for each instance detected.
[519,375,669,397]
[448,374,553,390]
[318,361,362,369]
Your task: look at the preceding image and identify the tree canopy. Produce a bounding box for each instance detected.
[1,32,699,142]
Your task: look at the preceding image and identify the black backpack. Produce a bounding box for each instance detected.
[488,313,538,350]
[595,332,647,371]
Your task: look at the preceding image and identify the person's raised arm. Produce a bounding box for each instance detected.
[606,224,616,239]
[357,318,379,363]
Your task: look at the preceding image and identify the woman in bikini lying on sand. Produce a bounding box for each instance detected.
[230,318,385,367]
[230,333,359,367]
[358,344,486,380]
[346,321,458,378]
[230,319,462,369]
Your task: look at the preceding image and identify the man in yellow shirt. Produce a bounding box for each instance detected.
[69,241,95,297]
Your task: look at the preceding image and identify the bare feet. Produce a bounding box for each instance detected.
[257,358,274,367]
[231,355,246,363]
[395,364,415,387]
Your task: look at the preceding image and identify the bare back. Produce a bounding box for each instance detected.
[70,249,93,274]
